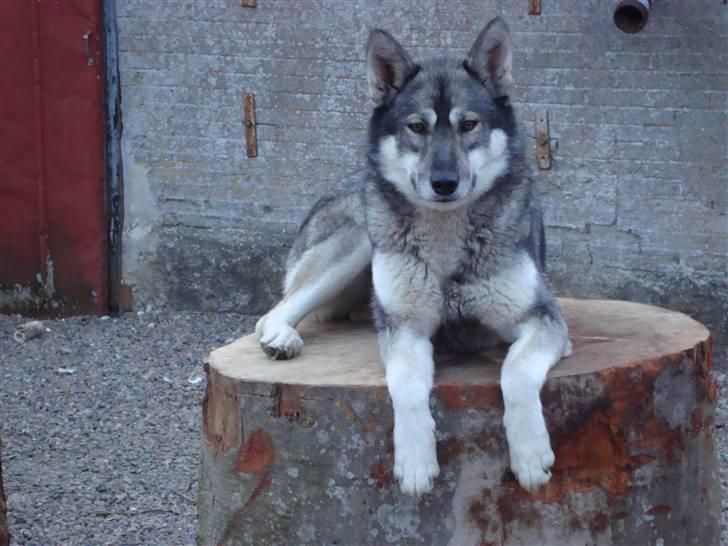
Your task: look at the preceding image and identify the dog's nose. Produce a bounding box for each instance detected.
[431,174,458,197]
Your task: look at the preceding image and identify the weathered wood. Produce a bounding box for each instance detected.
[198,299,720,546]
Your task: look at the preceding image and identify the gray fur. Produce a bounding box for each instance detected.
[256,17,571,495]
[465,17,513,98]
[366,29,417,106]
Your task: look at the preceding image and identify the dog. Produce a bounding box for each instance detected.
[255,17,572,496]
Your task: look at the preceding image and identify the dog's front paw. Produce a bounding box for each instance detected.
[393,416,440,496]
[394,446,440,496]
[504,408,554,492]
[256,316,303,360]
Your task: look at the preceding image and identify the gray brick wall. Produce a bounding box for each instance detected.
[116,0,727,350]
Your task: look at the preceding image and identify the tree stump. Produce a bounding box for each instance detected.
[198,299,719,546]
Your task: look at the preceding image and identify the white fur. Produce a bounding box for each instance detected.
[455,252,569,491]
[422,108,436,127]
[500,319,570,491]
[448,107,462,126]
[381,327,439,495]
[461,252,540,337]
[379,129,510,212]
[373,251,444,494]
[372,251,442,330]
[257,236,371,358]
[468,128,509,197]
[379,136,422,205]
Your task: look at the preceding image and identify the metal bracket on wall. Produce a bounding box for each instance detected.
[535,109,551,170]
[244,92,258,158]
[242,0,256,7]
[528,0,541,15]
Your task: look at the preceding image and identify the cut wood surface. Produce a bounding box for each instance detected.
[209,299,709,386]
[198,299,720,546]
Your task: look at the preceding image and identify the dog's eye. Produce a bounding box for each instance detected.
[460,119,478,132]
[407,122,426,134]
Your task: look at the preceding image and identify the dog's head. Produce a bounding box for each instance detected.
[367,18,516,211]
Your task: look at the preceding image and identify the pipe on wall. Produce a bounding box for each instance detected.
[613,0,653,33]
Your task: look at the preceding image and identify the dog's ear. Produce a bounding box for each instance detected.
[465,17,513,99]
[366,29,415,106]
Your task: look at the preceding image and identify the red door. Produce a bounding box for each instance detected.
[0,0,107,315]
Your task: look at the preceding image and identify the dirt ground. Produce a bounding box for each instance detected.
[0,311,725,545]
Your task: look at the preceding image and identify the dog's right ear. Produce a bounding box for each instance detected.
[366,29,415,106]
[465,17,513,99]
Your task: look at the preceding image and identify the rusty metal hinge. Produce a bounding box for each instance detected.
[243,92,258,158]
[528,0,542,15]
[535,109,551,170]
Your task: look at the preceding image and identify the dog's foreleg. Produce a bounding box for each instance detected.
[500,315,570,491]
[257,234,371,359]
[373,251,442,495]
[381,326,440,495]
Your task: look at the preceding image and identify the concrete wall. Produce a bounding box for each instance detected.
[116,1,727,347]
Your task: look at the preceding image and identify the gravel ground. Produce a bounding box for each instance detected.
[0,312,726,545]
[0,311,256,545]
[715,355,728,546]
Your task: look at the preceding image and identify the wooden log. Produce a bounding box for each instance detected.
[198,299,720,546]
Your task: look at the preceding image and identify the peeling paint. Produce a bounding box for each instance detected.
[0,253,59,311]
[42,253,55,299]
[120,137,160,308]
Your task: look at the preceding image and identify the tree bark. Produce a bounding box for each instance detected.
[198,299,720,546]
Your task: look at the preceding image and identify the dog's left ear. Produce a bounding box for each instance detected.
[465,17,513,99]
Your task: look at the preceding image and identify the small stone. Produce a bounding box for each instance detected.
[187,371,205,385]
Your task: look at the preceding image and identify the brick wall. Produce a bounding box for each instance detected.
[116,0,727,350]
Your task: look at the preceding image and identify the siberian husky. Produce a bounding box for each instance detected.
[255,17,572,495]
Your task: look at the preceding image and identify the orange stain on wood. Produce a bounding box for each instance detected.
[338,400,377,432]
[369,460,392,488]
[234,429,276,474]
[435,384,503,411]
[646,504,671,516]
[504,352,713,506]
[243,470,272,509]
[589,513,609,534]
